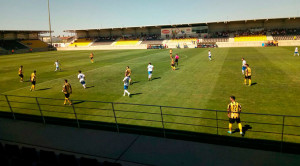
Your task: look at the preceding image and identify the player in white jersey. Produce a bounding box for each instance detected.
[123,76,131,97]
[54,60,61,71]
[294,47,299,56]
[147,62,154,81]
[241,58,246,74]
[208,50,212,61]
[77,70,86,89]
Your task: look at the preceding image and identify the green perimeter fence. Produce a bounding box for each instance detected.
[0,94,300,151]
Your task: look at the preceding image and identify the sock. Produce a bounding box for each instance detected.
[123,91,126,96]
[68,99,72,105]
[83,85,86,88]
[229,123,232,132]
[238,123,243,133]
[249,79,251,86]
[33,85,35,90]
[64,98,67,105]
[242,70,244,74]
[244,79,246,84]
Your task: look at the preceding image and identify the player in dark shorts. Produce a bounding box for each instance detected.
[18,65,24,82]
[175,54,179,67]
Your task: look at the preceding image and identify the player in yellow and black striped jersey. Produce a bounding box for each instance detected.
[125,66,132,85]
[244,64,252,86]
[169,49,173,59]
[62,79,72,105]
[30,70,36,91]
[18,65,23,82]
[227,96,243,135]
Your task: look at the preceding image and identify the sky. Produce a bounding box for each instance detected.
[0,0,300,36]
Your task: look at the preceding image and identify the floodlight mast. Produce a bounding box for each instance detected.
[48,0,53,46]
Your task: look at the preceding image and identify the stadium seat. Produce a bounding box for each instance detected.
[21,146,38,163]
[5,144,21,159]
[68,38,93,47]
[39,150,58,165]
[234,35,267,42]
[0,40,29,50]
[58,153,78,166]
[115,39,139,45]
[20,40,49,48]
[79,157,98,166]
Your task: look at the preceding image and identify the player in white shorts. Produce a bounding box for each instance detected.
[123,76,130,97]
[54,60,61,71]
[208,50,212,61]
[294,47,299,56]
[147,62,154,81]
[77,70,86,89]
[242,58,246,74]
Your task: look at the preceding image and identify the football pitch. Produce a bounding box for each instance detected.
[0,47,300,143]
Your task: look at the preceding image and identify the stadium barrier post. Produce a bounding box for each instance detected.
[216,111,219,135]
[160,106,166,138]
[35,97,45,124]
[4,95,15,120]
[71,102,80,128]
[280,115,285,152]
[111,102,119,133]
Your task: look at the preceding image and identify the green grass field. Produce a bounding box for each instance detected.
[0,47,300,143]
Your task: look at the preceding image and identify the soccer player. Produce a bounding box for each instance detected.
[147,62,154,81]
[171,58,176,70]
[294,47,299,56]
[30,70,36,91]
[77,70,86,89]
[62,79,72,105]
[208,50,212,61]
[123,76,131,97]
[169,49,173,59]
[241,58,246,74]
[244,64,252,86]
[18,65,24,82]
[175,54,179,67]
[90,52,94,63]
[227,96,243,135]
[125,66,132,85]
[54,60,61,72]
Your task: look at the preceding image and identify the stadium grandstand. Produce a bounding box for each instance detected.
[60,17,300,50]
[0,30,52,55]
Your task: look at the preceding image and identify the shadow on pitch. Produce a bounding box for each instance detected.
[86,86,95,89]
[232,124,252,137]
[131,81,140,85]
[130,93,142,97]
[72,100,85,105]
[251,82,257,86]
[175,68,180,70]
[37,88,51,91]
[152,77,161,80]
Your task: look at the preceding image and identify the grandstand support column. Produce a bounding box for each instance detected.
[4,95,15,120]
[47,0,53,46]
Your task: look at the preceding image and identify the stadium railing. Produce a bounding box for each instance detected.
[0,94,299,153]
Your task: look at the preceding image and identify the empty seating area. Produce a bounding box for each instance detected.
[20,40,48,48]
[234,35,267,42]
[202,38,229,42]
[141,40,163,44]
[0,142,121,166]
[273,35,300,40]
[114,39,139,45]
[91,37,116,46]
[169,38,197,43]
[0,40,28,50]
[68,38,93,47]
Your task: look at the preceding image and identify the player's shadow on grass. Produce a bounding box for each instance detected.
[72,100,85,105]
[36,88,51,91]
[130,93,142,97]
[86,86,95,89]
[152,77,161,81]
[131,81,140,85]
[175,68,180,70]
[24,80,31,82]
[251,82,257,86]
[232,124,252,136]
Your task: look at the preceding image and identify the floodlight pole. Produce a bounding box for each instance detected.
[48,0,53,46]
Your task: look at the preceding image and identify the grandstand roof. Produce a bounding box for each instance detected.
[64,17,300,33]
[0,30,52,34]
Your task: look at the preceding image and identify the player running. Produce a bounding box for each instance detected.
[244,64,252,86]
[18,65,24,82]
[175,54,179,67]
[123,76,131,97]
[171,58,176,70]
[54,60,61,72]
[30,70,36,91]
[78,70,86,89]
[90,52,94,63]
[294,47,299,56]
[147,62,154,81]
[169,49,173,59]
[125,66,132,85]
[227,96,243,135]
[208,50,212,61]
[242,58,246,74]
[62,79,72,105]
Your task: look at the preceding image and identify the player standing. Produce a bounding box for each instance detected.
[18,65,23,82]
[208,50,212,61]
[171,58,176,70]
[78,70,86,89]
[54,60,61,72]
[244,64,252,86]
[62,79,72,105]
[227,96,243,135]
[125,66,132,85]
[90,52,94,63]
[294,47,299,56]
[147,62,154,81]
[175,54,179,67]
[30,70,36,91]
[241,58,246,74]
[169,49,173,59]
[123,76,131,97]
